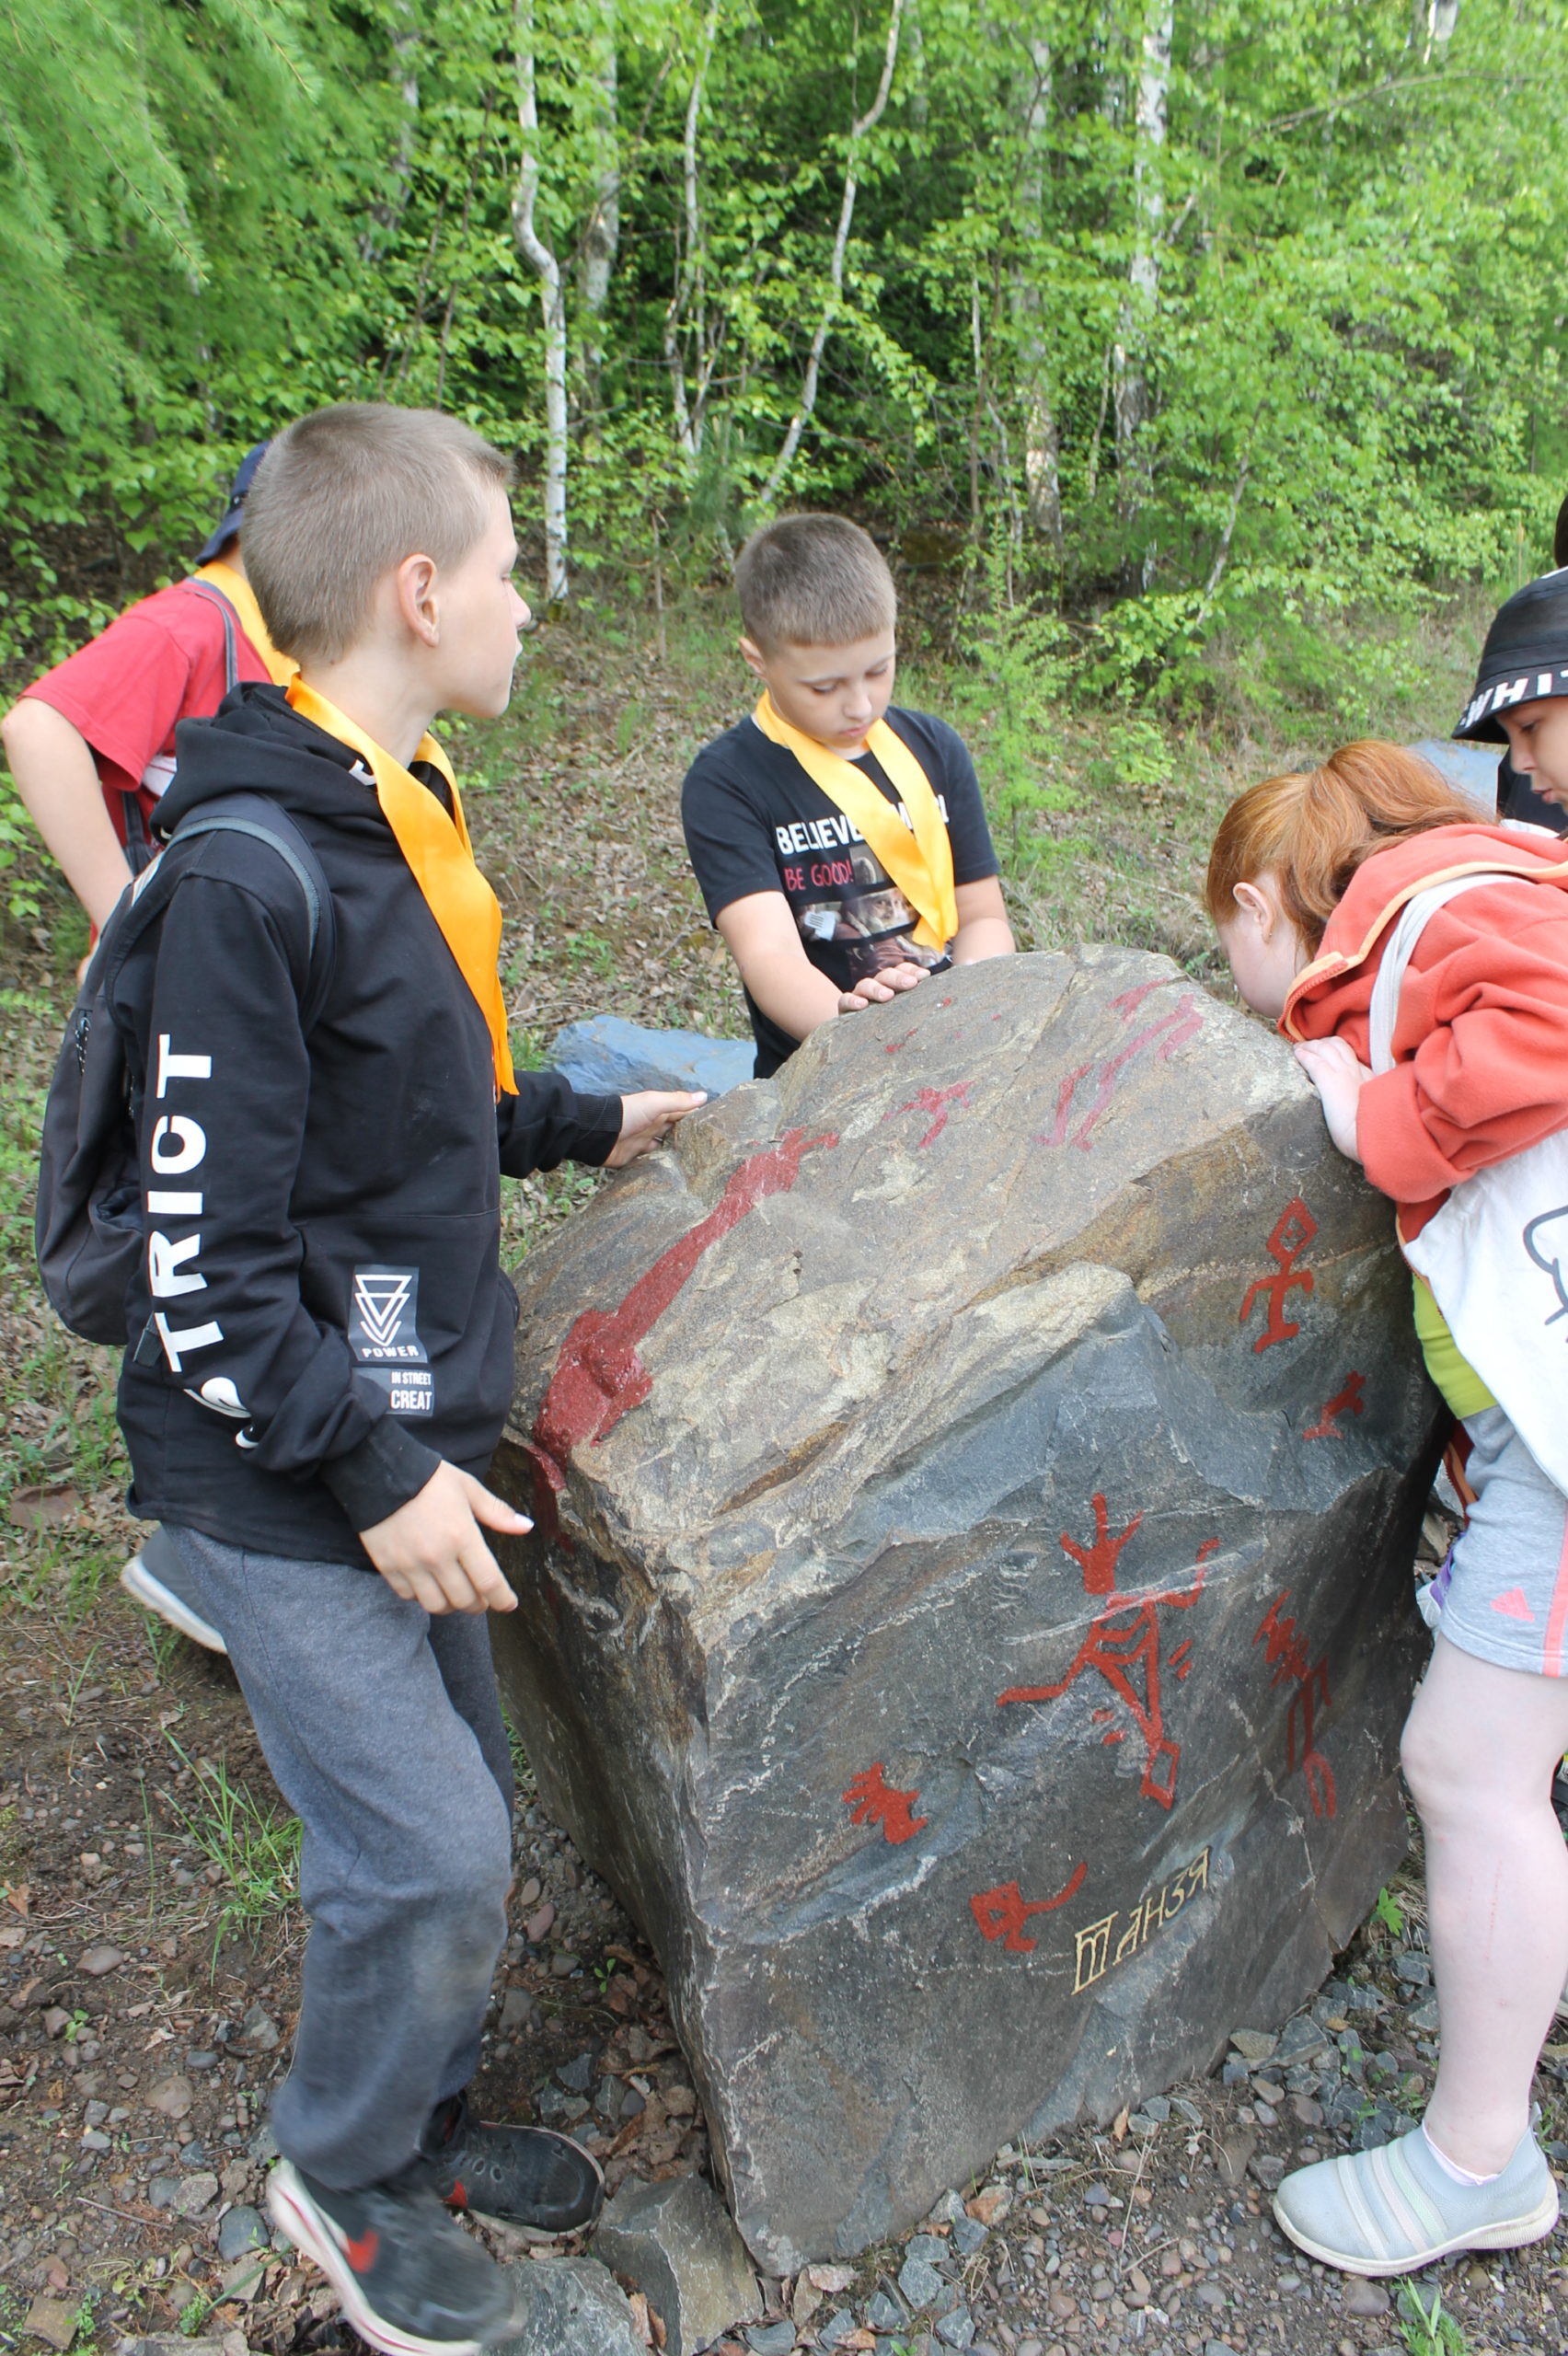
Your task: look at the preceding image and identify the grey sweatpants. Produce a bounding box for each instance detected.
[166,1524,514,2189]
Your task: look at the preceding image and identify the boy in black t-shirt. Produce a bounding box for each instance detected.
[681,514,1013,1075]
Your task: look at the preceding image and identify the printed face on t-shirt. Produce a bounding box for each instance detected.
[740,629,897,754]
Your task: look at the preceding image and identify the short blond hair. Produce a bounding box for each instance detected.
[734,514,896,653]
[242,404,514,664]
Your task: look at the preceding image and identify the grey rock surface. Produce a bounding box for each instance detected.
[496,2256,646,2356]
[493,949,1443,2268]
[591,2170,760,2355]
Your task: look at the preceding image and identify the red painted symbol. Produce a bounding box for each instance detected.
[525,1126,838,1534]
[971,1861,1088,1952]
[1304,1371,1366,1440]
[1036,985,1205,1152]
[997,1502,1215,1810]
[885,1081,972,1149]
[842,1763,928,1844]
[1239,1197,1318,1353]
[1254,1591,1336,1819]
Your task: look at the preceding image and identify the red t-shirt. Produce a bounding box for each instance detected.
[21,580,273,849]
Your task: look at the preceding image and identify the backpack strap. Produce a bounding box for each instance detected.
[1367,871,1531,1073]
[98,793,337,1034]
[182,579,241,694]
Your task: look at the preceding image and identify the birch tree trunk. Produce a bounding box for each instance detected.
[578,1,619,410]
[665,1,720,467]
[360,0,421,265]
[1012,33,1064,557]
[1113,0,1172,589]
[513,0,569,601]
[761,0,905,505]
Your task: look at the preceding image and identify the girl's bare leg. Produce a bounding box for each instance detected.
[1402,1633,1568,2174]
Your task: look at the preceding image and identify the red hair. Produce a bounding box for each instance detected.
[1205,741,1480,951]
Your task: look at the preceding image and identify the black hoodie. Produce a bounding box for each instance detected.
[109,683,621,1565]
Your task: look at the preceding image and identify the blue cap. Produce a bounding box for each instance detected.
[196,441,271,564]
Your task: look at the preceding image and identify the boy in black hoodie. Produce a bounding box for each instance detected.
[108,405,703,2356]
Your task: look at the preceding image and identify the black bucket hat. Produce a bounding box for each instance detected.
[195,440,271,565]
[1455,567,1568,741]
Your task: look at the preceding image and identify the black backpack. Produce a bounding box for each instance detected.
[36,795,336,1345]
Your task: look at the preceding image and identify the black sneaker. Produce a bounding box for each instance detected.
[419,2092,605,2235]
[266,2156,522,2356]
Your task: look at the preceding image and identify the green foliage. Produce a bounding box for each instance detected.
[163,1739,302,1963]
[1374,1885,1405,1938]
[0,0,1563,728]
[1397,2279,1470,2356]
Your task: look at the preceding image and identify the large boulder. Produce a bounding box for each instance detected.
[491,947,1443,2271]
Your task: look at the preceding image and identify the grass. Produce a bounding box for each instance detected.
[1398,2278,1471,2354]
[162,1737,302,1964]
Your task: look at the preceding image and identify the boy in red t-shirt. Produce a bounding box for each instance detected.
[1,444,295,934]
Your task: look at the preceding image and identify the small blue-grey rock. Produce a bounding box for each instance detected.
[187,2050,218,2070]
[905,2236,947,2271]
[1172,2098,1204,2127]
[594,2075,623,2120]
[1141,2094,1171,2122]
[217,2207,270,2262]
[549,1017,754,1103]
[897,2256,943,2312]
[744,2325,796,2356]
[81,2130,110,2153]
[818,2314,856,2350]
[950,2217,987,2258]
[1221,2058,1249,2085]
[1082,2183,1112,2209]
[1394,1952,1432,1988]
[935,2308,974,2350]
[1408,1994,1440,2034]
[558,2050,595,2094]
[147,2177,179,2210]
[867,2292,905,2332]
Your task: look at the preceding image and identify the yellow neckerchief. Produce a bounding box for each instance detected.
[191,560,296,687]
[752,691,958,950]
[286,677,517,1096]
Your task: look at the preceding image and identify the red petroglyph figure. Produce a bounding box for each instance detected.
[525,1126,838,1534]
[997,1504,1216,1810]
[1304,1371,1366,1440]
[971,1861,1088,1953]
[842,1763,928,1844]
[1254,1592,1337,1819]
[1239,1196,1319,1353]
[885,1080,972,1149]
[1036,985,1205,1152]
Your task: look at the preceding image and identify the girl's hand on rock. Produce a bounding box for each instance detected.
[1294,1036,1369,1163]
[607,1091,708,1166]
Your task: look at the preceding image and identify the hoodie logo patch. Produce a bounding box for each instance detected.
[350,1267,433,1415]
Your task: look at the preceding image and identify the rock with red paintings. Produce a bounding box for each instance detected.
[490,945,1443,2269]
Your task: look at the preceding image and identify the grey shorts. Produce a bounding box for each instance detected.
[1424,1405,1568,1677]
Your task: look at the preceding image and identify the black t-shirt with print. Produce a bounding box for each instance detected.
[681,704,999,1077]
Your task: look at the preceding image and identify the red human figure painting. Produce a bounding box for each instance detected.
[1240,1197,1319,1353]
[972,1862,1089,1953]
[997,1500,1216,1810]
[885,1081,972,1149]
[842,1764,928,1844]
[1304,1372,1366,1440]
[1254,1592,1337,1819]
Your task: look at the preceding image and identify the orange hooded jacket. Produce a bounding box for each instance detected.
[1280,824,1568,1247]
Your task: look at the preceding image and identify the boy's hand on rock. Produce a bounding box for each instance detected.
[839,961,928,1011]
[360,1461,529,1615]
[1294,1036,1369,1163]
[606,1090,707,1167]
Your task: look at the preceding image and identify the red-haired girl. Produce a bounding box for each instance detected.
[1208,740,1568,2275]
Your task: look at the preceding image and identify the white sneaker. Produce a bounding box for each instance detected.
[120,1527,227,1655]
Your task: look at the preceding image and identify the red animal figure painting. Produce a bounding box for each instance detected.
[971,1862,1088,1953]
[997,1497,1216,1810]
[1240,1197,1318,1353]
[1304,1371,1366,1440]
[885,1081,972,1149]
[1254,1591,1337,1819]
[1037,982,1205,1152]
[842,1764,928,1845]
